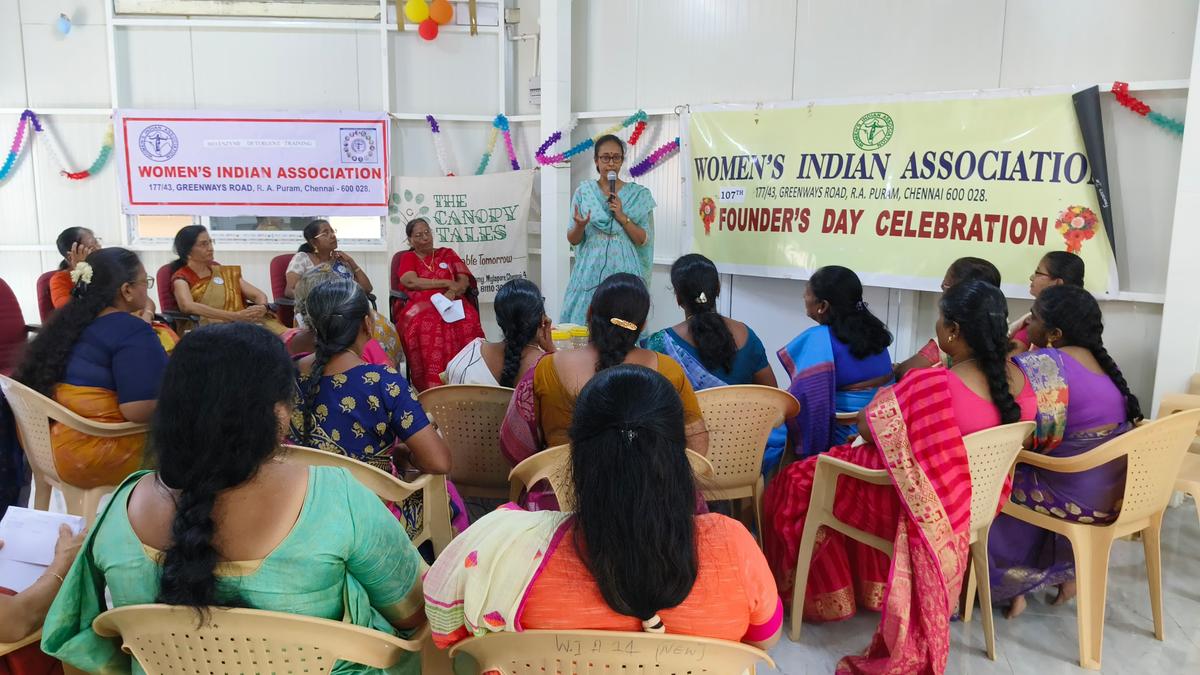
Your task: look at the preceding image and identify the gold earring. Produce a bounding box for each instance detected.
[948,335,955,343]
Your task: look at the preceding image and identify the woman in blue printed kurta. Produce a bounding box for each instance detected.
[288,279,465,535]
[560,135,656,325]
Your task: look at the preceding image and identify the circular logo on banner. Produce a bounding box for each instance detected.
[852,112,894,151]
[341,128,379,164]
[138,124,179,162]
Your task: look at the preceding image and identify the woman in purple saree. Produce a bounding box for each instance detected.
[989,285,1143,618]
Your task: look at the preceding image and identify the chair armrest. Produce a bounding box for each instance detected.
[1158,393,1200,417]
[47,409,148,438]
[275,297,295,307]
[390,289,409,300]
[1011,446,1128,474]
[0,629,41,657]
[24,323,39,334]
[815,454,891,486]
[161,310,199,324]
[835,411,858,423]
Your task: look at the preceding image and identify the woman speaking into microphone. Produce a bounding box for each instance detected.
[560,134,657,325]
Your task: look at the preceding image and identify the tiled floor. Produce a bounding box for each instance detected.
[765,503,1200,674]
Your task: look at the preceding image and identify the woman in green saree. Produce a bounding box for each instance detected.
[41,323,426,675]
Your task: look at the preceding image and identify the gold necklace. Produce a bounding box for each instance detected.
[415,250,438,274]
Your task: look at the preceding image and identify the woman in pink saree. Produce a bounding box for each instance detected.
[763,280,1036,673]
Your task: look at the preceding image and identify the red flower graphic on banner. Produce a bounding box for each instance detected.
[699,197,717,235]
[1054,205,1098,253]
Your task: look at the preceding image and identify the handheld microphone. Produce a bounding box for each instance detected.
[607,170,617,202]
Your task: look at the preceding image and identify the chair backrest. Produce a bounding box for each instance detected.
[695,385,799,490]
[269,253,292,299]
[0,278,28,375]
[962,421,1035,532]
[92,604,421,675]
[35,270,57,322]
[155,264,180,313]
[388,250,406,323]
[0,374,148,487]
[448,629,773,674]
[1113,408,1200,524]
[269,254,295,327]
[509,444,715,511]
[280,444,452,553]
[417,384,514,496]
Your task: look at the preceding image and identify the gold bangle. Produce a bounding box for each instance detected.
[48,572,65,584]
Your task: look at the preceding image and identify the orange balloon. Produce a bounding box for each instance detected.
[430,0,454,25]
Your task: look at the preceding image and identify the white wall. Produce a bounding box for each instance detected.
[565,0,1195,399]
[1,0,1196,404]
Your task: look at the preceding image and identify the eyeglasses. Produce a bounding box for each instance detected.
[315,229,338,238]
[597,154,624,163]
[134,276,154,289]
[1032,269,1054,278]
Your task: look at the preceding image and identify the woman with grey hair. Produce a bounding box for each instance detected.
[285,264,401,367]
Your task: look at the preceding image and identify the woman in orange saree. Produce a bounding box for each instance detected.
[14,249,167,488]
[168,225,286,335]
[763,280,1034,673]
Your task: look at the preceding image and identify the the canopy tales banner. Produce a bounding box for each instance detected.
[683,92,1117,295]
[115,110,389,216]
[390,170,535,303]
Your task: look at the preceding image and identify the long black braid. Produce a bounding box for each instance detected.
[940,280,1022,424]
[495,279,546,388]
[1035,285,1142,422]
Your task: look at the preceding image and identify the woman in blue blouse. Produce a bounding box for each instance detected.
[15,248,167,487]
[778,265,893,458]
[644,254,775,389]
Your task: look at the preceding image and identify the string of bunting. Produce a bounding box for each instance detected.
[1110,81,1184,137]
[425,114,456,176]
[426,113,523,177]
[0,109,114,183]
[475,114,520,175]
[535,110,647,165]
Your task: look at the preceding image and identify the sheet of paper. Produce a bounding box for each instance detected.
[0,507,85,566]
[0,559,47,593]
[430,293,466,324]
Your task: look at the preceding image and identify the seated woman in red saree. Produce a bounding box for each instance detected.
[763,280,1036,673]
[168,225,286,336]
[391,218,485,391]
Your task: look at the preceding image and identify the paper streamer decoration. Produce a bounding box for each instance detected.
[426,114,457,176]
[475,114,520,174]
[0,109,113,183]
[1110,81,1184,136]
[535,110,648,165]
[629,137,680,178]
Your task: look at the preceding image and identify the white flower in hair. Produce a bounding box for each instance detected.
[69,261,94,286]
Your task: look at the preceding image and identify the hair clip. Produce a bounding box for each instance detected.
[696,292,707,304]
[855,300,868,311]
[622,428,638,443]
[609,317,638,332]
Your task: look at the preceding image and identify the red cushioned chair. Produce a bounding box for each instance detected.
[269,253,295,328]
[0,278,37,376]
[155,263,198,334]
[35,270,57,322]
[388,250,408,325]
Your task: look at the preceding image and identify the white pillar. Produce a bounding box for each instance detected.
[538,0,571,320]
[1151,8,1200,413]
